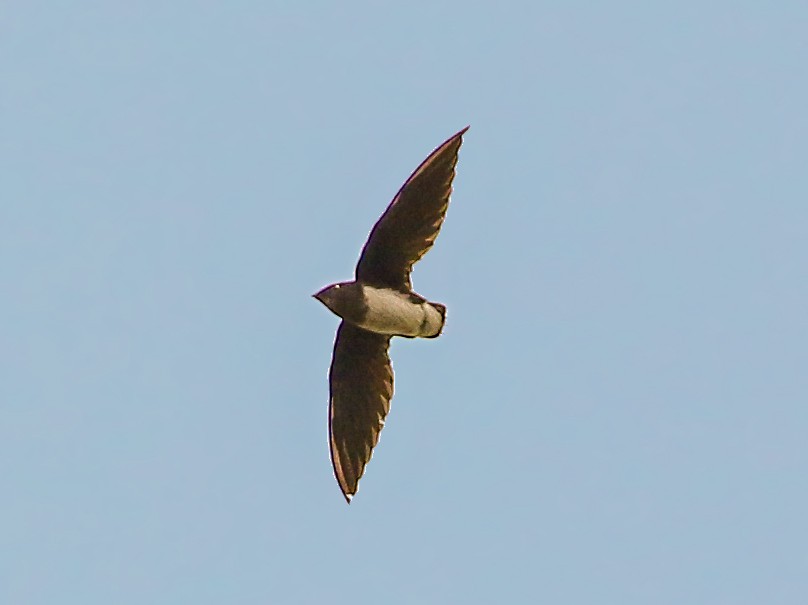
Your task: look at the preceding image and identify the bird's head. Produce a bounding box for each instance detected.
[313,281,360,319]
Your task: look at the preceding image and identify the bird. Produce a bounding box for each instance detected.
[313,126,469,502]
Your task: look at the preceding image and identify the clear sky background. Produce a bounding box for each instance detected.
[2,3,807,603]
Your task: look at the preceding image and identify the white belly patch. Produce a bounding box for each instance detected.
[358,287,444,337]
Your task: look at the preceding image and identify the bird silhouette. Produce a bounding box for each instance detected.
[314,127,469,502]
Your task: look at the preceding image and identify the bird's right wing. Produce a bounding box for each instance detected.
[328,321,394,502]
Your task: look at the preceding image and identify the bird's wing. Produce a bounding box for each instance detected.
[328,321,394,502]
[355,127,468,291]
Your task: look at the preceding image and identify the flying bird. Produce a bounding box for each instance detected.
[314,126,469,502]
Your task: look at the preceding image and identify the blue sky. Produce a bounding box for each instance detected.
[2,2,807,603]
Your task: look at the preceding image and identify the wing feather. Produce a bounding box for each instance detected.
[328,321,394,502]
[355,127,468,290]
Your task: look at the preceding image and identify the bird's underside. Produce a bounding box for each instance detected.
[318,126,468,502]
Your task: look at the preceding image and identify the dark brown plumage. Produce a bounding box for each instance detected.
[319,127,468,502]
[356,127,469,292]
[328,322,393,501]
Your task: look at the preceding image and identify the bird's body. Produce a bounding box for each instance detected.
[314,127,468,502]
[315,282,445,338]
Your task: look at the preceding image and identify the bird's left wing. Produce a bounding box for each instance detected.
[355,127,468,291]
[328,321,394,502]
